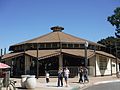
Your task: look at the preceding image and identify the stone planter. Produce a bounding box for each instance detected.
[21,75,30,88]
[25,75,36,89]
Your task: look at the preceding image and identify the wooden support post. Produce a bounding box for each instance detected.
[59,54,63,70]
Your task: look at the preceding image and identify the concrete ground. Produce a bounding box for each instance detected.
[2,75,120,90]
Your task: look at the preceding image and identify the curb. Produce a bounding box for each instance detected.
[71,86,80,90]
[94,80,120,85]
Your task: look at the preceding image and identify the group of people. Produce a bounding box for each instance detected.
[45,67,70,87]
[79,66,89,83]
[45,66,89,87]
[57,67,70,87]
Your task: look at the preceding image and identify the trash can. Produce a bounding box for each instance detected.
[25,75,36,89]
[21,75,30,88]
[21,75,36,89]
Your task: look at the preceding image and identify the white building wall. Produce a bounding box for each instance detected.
[117,64,119,72]
[89,54,119,76]
[96,55,101,76]
[104,58,111,75]
[111,59,120,75]
[112,59,117,74]
[95,55,112,76]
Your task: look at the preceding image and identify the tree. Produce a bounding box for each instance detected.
[98,36,116,54]
[97,36,120,58]
[108,7,120,38]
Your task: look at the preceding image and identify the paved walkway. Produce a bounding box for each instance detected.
[2,75,120,90]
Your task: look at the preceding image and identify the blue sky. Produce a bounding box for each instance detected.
[0,0,120,52]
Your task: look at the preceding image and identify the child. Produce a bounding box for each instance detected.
[45,71,50,83]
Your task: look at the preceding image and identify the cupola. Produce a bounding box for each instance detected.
[51,26,64,32]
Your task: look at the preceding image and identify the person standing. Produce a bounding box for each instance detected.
[79,67,84,83]
[83,67,89,83]
[64,67,70,87]
[57,68,63,87]
[45,71,50,83]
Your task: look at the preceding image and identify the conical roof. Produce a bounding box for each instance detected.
[11,26,104,46]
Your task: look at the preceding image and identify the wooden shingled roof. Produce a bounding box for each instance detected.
[2,49,115,60]
[11,26,104,47]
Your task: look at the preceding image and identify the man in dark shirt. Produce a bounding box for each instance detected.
[57,68,63,87]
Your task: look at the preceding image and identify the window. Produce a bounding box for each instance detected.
[68,44,73,48]
[52,43,58,48]
[39,44,45,48]
[46,43,51,48]
[30,44,35,49]
[80,44,85,49]
[21,45,24,51]
[112,64,115,67]
[74,44,79,48]
[89,45,95,50]
[14,47,18,51]
[99,56,107,70]
[62,44,67,48]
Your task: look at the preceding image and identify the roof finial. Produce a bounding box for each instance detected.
[51,26,64,32]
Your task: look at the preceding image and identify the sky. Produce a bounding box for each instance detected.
[0,0,120,52]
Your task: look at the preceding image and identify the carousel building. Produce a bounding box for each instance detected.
[1,26,120,77]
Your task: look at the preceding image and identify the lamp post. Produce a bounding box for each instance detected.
[36,43,39,79]
[85,41,89,68]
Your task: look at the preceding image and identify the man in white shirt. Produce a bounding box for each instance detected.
[64,67,70,87]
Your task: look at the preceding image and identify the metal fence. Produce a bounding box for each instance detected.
[67,66,79,77]
[49,66,79,77]
[49,66,94,77]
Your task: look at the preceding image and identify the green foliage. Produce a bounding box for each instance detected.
[108,7,120,38]
[97,36,116,46]
[97,36,120,58]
